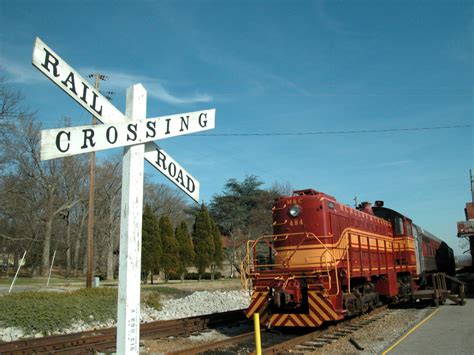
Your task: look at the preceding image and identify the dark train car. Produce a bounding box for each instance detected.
[412,224,455,276]
[243,188,457,328]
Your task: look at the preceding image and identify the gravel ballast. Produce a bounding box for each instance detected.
[141,290,250,322]
[0,289,438,355]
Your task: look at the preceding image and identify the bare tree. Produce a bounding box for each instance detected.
[0,80,41,271]
[72,203,87,276]
[144,182,192,228]
[2,111,86,276]
[94,157,122,280]
[0,79,200,279]
[270,180,294,196]
[59,151,88,276]
[0,76,26,135]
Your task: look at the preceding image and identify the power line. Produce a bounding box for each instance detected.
[193,124,473,137]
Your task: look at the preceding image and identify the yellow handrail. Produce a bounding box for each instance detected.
[272,219,288,226]
[243,228,397,298]
[242,232,352,296]
[272,203,287,211]
[303,232,352,296]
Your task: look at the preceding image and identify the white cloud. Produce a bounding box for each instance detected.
[0,56,212,105]
[0,56,41,84]
[82,69,213,105]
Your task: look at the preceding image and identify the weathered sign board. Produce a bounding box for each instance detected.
[32,37,204,202]
[32,37,215,354]
[41,109,215,160]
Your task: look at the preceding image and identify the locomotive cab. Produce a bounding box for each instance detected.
[372,202,414,239]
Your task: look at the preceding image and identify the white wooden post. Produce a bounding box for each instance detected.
[46,249,57,286]
[117,84,147,354]
[9,250,27,294]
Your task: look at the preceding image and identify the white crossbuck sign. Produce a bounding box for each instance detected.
[32,37,215,354]
[41,109,215,160]
[33,37,214,203]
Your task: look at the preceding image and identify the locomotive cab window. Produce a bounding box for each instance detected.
[394,217,404,235]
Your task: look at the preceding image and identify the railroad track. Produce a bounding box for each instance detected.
[167,305,390,354]
[0,309,247,354]
[262,305,389,354]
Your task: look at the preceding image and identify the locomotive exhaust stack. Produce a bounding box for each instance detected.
[357,201,374,215]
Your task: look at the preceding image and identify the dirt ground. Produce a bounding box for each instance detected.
[140,329,237,354]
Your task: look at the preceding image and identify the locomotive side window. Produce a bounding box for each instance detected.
[394,217,404,235]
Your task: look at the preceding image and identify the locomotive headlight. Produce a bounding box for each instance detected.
[288,204,301,217]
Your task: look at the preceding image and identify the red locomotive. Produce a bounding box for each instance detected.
[242,188,457,327]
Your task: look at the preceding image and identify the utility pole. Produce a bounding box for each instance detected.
[470,169,473,203]
[86,73,108,288]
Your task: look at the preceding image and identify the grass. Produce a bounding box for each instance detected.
[0,276,243,336]
[0,286,186,336]
[142,285,192,297]
[0,288,118,335]
[0,276,86,286]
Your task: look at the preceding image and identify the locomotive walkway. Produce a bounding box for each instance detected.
[384,299,473,354]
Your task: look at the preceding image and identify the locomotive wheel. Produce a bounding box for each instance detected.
[344,293,362,316]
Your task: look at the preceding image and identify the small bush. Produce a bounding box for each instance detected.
[142,286,191,299]
[166,272,180,280]
[143,292,161,310]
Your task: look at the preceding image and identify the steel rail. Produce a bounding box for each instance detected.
[165,306,390,355]
[0,309,246,354]
[260,305,389,354]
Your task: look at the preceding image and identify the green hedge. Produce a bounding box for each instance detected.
[0,288,118,335]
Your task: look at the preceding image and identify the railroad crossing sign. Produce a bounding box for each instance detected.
[32,37,207,203]
[32,37,215,354]
[40,109,215,160]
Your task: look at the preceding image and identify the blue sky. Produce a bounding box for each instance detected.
[1,0,473,254]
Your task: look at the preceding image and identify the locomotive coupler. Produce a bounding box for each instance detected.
[271,278,304,307]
